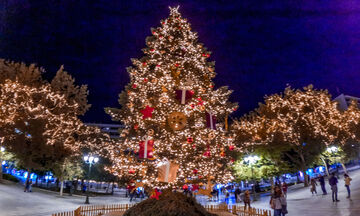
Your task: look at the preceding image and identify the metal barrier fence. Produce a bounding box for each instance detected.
[52,203,271,216]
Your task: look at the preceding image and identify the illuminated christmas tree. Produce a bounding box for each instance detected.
[106,7,238,187]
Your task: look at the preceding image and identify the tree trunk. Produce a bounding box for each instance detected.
[299,152,309,187]
[60,180,64,196]
[269,177,274,194]
[301,167,309,187]
[341,162,348,174]
[320,156,330,177]
[74,179,79,192]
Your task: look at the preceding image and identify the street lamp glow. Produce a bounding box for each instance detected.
[0,147,5,152]
[244,155,260,165]
[327,146,338,153]
[83,154,99,204]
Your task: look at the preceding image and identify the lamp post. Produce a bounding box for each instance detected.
[0,147,5,181]
[327,146,340,177]
[83,155,99,204]
[244,155,260,200]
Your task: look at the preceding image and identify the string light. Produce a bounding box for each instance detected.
[105,6,238,187]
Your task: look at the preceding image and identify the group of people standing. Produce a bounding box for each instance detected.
[270,183,288,216]
[310,173,352,202]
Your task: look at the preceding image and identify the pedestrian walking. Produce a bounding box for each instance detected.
[234,187,241,203]
[281,182,288,197]
[344,174,352,198]
[28,180,32,192]
[224,188,230,203]
[243,190,251,210]
[82,183,86,193]
[129,184,136,202]
[310,178,317,195]
[319,175,327,195]
[24,179,32,192]
[329,173,339,202]
[270,186,287,216]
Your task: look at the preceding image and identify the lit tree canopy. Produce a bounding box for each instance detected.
[0,59,43,87]
[0,80,81,171]
[51,65,91,115]
[233,85,345,186]
[106,7,238,187]
[0,60,98,191]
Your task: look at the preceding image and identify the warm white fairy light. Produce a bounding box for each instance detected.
[105,7,238,187]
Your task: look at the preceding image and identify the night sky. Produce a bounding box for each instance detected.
[1,0,360,123]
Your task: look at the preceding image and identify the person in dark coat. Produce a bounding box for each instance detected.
[329,173,339,202]
[234,187,241,203]
[319,175,327,195]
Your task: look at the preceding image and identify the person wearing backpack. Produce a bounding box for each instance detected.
[270,186,287,216]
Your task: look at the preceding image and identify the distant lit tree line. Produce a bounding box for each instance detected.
[232,85,360,186]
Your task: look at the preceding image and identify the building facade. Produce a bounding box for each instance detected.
[85,123,124,139]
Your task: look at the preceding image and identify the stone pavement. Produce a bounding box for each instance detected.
[250,169,360,216]
[1,168,360,216]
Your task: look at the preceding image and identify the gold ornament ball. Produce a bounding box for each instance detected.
[167,112,187,131]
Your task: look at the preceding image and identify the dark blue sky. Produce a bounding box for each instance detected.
[1,0,360,123]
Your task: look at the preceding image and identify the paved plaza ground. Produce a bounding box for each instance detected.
[0,169,359,216]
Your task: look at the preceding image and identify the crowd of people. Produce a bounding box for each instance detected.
[309,173,352,202]
[123,170,354,216]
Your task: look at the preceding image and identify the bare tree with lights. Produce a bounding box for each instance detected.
[105,7,238,187]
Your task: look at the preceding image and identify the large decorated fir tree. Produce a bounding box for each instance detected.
[106,7,238,187]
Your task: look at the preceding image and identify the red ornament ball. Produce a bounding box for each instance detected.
[132,84,137,89]
[229,145,235,151]
[129,169,135,174]
[187,137,193,143]
[193,169,198,174]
